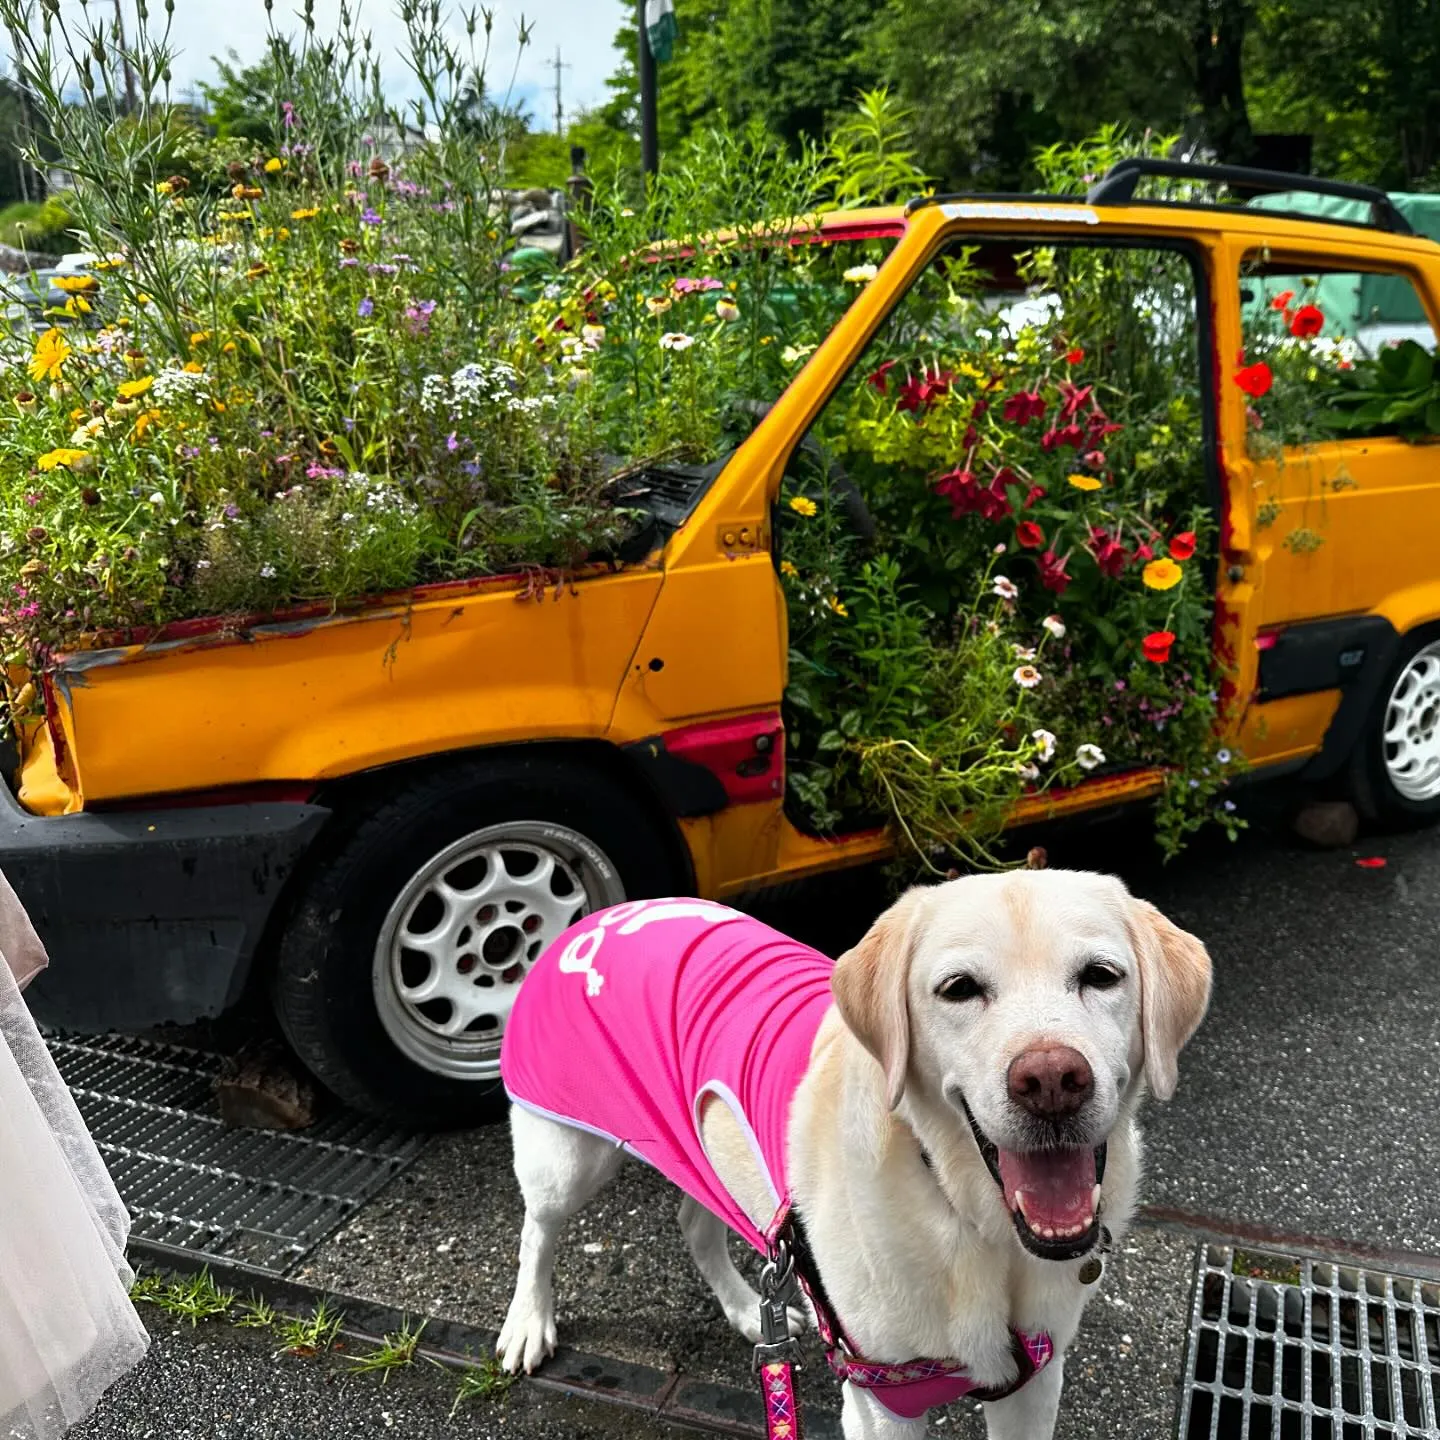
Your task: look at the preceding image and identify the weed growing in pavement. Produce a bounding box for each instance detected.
[233,1295,278,1330]
[449,1354,516,1417]
[341,1316,430,1383]
[129,1267,235,1325]
[273,1297,345,1357]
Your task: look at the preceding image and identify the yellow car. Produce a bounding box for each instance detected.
[7,159,1440,1124]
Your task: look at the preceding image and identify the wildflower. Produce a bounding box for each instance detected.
[672,276,724,294]
[291,206,320,220]
[1013,664,1042,689]
[118,376,153,399]
[232,184,264,200]
[715,297,739,322]
[843,263,878,283]
[54,274,98,294]
[189,331,211,348]
[14,391,36,413]
[1015,520,1045,550]
[1216,749,1232,765]
[1233,361,1273,398]
[1037,550,1071,595]
[28,328,70,384]
[1270,289,1295,312]
[1142,629,1176,663]
[1289,303,1324,338]
[581,323,605,348]
[246,264,270,280]
[781,342,816,366]
[659,331,694,351]
[1016,761,1041,782]
[264,157,284,174]
[1013,644,1036,660]
[1169,530,1197,561]
[1032,728,1057,762]
[1002,390,1046,425]
[1065,347,1085,364]
[829,596,849,617]
[357,296,374,319]
[645,295,673,316]
[156,179,174,195]
[1142,557,1184,591]
[867,359,897,394]
[404,299,437,336]
[1076,742,1106,771]
[779,560,799,577]
[132,408,163,441]
[992,575,1019,601]
[36,447,91,471]
[136,292,152,305]
[1041,614,1065,640]
[259,563,277,579]
[994,542,1007,555]
[788,496,818,517]
[1067,473,1102,492]
[1081,449,1106,470]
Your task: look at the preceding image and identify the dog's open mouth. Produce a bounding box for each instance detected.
[959,1099,1106,1262]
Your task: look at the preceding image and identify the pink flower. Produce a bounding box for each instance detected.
[1002,390,1046,425]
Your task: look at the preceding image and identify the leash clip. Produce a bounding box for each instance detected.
[753,1239,804,1373]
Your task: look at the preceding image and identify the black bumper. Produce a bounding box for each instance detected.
[0,783,329,1031]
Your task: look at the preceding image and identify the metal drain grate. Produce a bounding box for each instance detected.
[1177,1245,1440,1439]
[46,1030,426,1275]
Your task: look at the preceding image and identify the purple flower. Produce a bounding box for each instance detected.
[367,263,398,276]
[339,257,359,269]
[673,276,724,294]
[12,584,27,598]
[16,602,38,619]
[343,417,356,432]
[360,207,382,227]
[357,296,374,318]
[446,431,459,452]
[306,463,344,479]
[281,100,296,130]
[363,134,375,148]
[404,299,437,336]
[391,253,413,264]
[432,201,455,215]
[347,160,363,178]
[224,503,240,519]
[24,491,40,506]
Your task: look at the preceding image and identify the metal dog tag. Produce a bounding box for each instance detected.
[1077,1256,1103,1285]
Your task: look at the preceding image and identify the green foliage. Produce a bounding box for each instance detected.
[0,194,73,252]
[819,88,930,208]
[1321,340,1440,439]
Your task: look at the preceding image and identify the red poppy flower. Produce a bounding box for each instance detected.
[1066,346,1085,364]
[1269,289,1295,312]
[1016,520,1045,549]
[1037,549,1071,595]
[1002,390,1047,425]
[1289,304,1324,338]
[1142,630,1175,663]
[1233,361,1273,398]
[867,359,897,394]
[1169,530,1197,561]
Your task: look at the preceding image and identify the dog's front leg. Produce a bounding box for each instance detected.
[981,1353,1063,1440]
[840,1384,927,1440]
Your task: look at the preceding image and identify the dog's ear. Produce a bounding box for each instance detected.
[1126,898,1212,1101]
[831,887,925,1110]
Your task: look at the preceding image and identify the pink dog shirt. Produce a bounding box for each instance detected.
[500,898,1052,1419]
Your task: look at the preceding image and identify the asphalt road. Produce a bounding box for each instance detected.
[66,808,1440,1437]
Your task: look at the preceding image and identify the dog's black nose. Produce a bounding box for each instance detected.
[1008,1046,1094,1117]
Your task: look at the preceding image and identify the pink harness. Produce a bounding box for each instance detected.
[500,899,1051,1429]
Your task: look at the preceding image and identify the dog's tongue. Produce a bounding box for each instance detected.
[996,1147,1097,1233]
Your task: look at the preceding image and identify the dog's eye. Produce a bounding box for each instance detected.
[936,973,986,1003]
[1079,961,1123,991]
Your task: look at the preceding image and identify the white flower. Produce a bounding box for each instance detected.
[1042,614,1066,640]
[581,323,605,349]
[1216,748,1232,765]
[148,491,165,505]
[715,297,739,322]
[542,282,563,300]
[194,558,211,569]
[659,331,694,352]
[993,543,1007,555]
[991,575,1019,601]
[1076,742,1106,771]
[1013,665,1042,689]
[780,342,816,365]
[1013,644,1036,661]
[1016,761,1041,782]
[1032,729,1056,762]
[259,563,277,579]
[843,263,878,283]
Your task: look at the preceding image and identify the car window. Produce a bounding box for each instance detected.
[1238,257,1439,450]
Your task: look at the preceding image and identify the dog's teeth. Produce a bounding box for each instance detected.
[1040,1225,1055,1238]
[1012,1191,1027,1217]
[1092,1184,1102,1210]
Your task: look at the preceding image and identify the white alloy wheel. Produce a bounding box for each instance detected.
[1382,639,1440,801]
[372,821,625,1080]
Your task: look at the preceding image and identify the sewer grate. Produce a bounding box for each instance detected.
[1177,1245,1440,1440]
[45,1030,427,1276]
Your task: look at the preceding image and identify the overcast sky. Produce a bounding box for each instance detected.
[36,1,629,129]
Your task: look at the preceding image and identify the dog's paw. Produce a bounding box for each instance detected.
[496,1294,557,1375]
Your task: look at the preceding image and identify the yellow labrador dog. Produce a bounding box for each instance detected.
[497,870,1210,1439]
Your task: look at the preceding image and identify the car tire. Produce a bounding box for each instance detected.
[271,753,685,1128]
[1344,626,1440,828]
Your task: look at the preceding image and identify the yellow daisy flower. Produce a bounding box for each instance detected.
[118,376,153,399]
[1067,474,1103,492]
[36,447,92,471]
[54,274,98,294]
[788,496,818,517]
[1142,557,1184,591]
[264,157,284,174]
[290,207,320,221]
[28,328,70,384]
[779,560,798,577]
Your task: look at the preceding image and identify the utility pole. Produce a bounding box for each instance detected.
[637,0,657,177]
[112,0,138,113]
[550,47,568,135]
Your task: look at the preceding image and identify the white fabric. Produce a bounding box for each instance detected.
[0,878,148,1439]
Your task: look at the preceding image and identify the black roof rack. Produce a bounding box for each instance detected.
[1086,158,1414,235]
